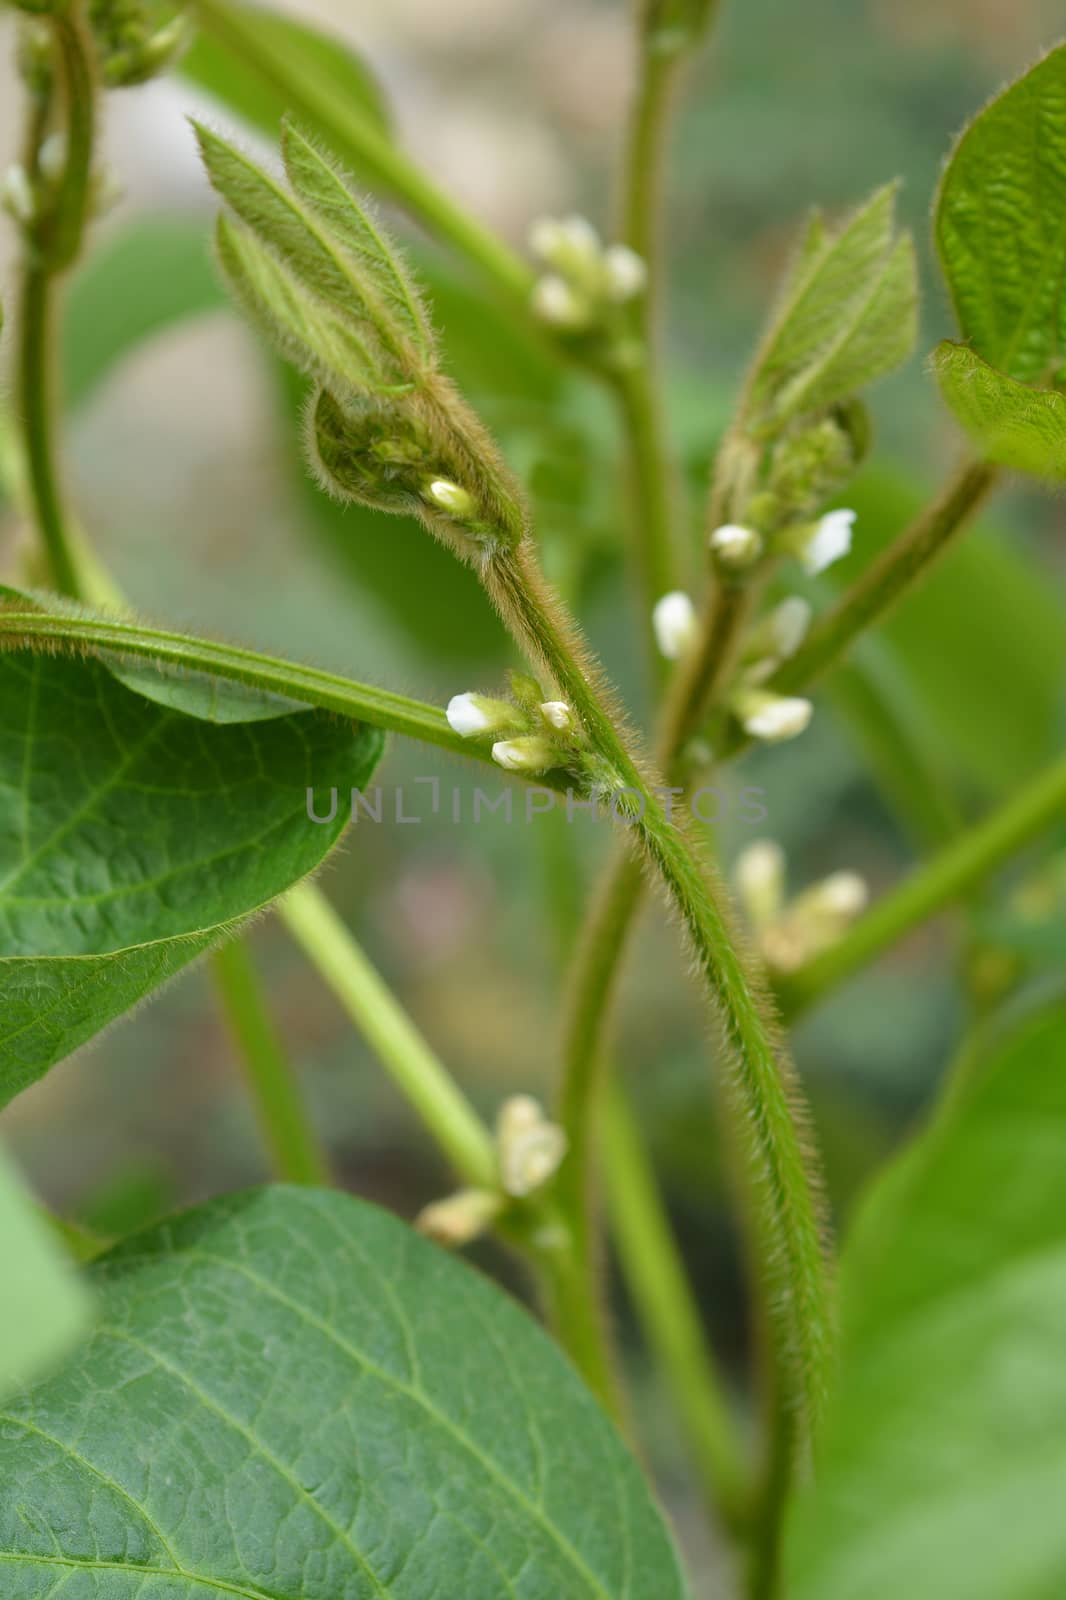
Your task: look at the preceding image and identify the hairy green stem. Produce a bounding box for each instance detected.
[488,538,833,1448]
[602,1083,751,1532]
[212,939,332,1185]
[777,749,1066,1020]
[15,5,98,599]
[280,881,498,1188]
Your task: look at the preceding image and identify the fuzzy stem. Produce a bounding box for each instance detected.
[280,881,498,1189]
[603,1082,751,1532]
[15,5,98,599]
[776,749,1066,1020]
[212,939,332,1186]
[487,538,833,1449]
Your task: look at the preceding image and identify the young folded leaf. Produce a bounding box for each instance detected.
[281,118,434,363]
[936,43,1066,384]
[193,120,426,386]
[747,183,911,425]
[933,341,1066,481]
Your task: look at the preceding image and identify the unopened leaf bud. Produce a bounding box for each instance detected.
[491,736,561,773]
[733,687,813,743]
[709,522,764,569]
[446,692,520,738]
[652,590,698,659]
[416,1187,503,1247]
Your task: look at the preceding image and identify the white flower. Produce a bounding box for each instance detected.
[446,692,517,738]
[813,871,869,919]
[652,591,697,659]
[801,508,856,575]
[768,596,812,659]
[539,700,573,731]
[602,244,647,302]
[426,478,476,518]
[497,1095,568,1198]
[1,164,35,224]
[735,840,786,931]
[531,274,591,329]
[491,736,558,772]
[735,688,813,743]
[709,522,763,568]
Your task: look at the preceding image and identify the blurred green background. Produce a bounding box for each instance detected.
[1,0,1065,1584]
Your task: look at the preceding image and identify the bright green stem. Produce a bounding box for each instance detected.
[603,1083,751,1532]
[0,608,559,782]
[15,5,98,600]
[489,540,833,1449]
[211,939,331,1186]
[192,0,534,309]
[777,749,1066,1020]
[280,881,497,1189]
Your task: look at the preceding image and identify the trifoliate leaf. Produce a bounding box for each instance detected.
[0,647,382,1103]
[0,1186,690,1599]
[194,122,415,387]
[933,340,1066,481]
[281,119,433,363]
[936,44,1066,383]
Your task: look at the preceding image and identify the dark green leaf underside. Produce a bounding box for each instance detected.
[0,1186,688,1599]
[0,650,381,1101]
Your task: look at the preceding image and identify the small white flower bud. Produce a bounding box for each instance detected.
[529,214,601,270]
[709,522,764,569]
[768,596,812,658]
[2,165,36,225]
[814,870,869,919]
[416,1188,503,1247]
[539,700,573,731]
[38,133,66,183]
[602,243,648,302]
[446,692,519,738]
[734,688,813,743]
[735,840,786,931]
[799,508,856,575]
[497,1095,568,1198]
[652,590,698,660]
[426,478,477,518]
[491,735,560,773]
[531,273,592,330]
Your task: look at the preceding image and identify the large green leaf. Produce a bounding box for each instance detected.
[935,43,1066,383]
[787,1003,1066,1600]
[933,340,1066,480]
[0,1149,93,1401]
[0,1186,688,1598]
[0,649,382,1102]
[182,0,391,154]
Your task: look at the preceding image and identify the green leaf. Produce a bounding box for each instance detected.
[0,1148,93,1400]
[281,119,432,363]
[787,1002,1066,1600]
[773,232,918,421]
[0,648,382,1103]
[215,212,386,393]
[0,1186,689,1599]
[182,0,392,154]
[933,340,1066,480]
[748,184,905,420]
[935,43,1066,383]
[193,122,411,390]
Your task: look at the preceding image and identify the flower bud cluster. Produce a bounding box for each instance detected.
[529,214,647,338]
[88,0,191,88]
[446,671,587,777]
[735,840,869,972]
